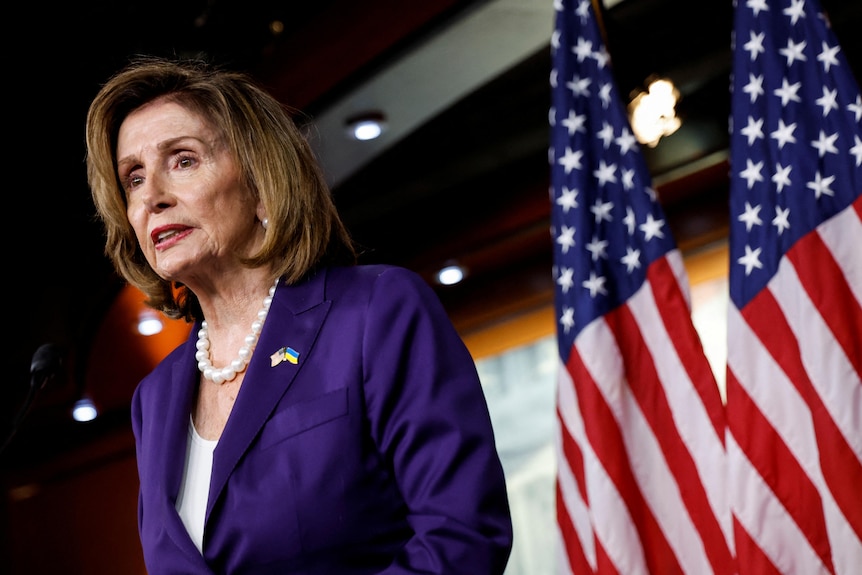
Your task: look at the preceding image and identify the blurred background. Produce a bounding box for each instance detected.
[3,0,860,572]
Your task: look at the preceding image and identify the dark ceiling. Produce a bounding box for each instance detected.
[5,0,861,473]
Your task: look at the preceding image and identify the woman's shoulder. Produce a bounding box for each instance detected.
[325,264,435,299]
[327,263,425,285]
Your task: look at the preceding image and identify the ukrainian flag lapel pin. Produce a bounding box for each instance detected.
[270,346,300,367]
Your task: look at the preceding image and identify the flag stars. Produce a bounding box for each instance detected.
[557,266,575,294]
[557,225,576,254]
[566,75,591,98]
[738,202,763,231]
[849,95,862,122]
[774,78,802,105]
[740,158,765,189]
[561,109,587,136]
[556,186,579,213]
[575,0,590,21]
[639,213,665,241]
[559,306,575,335]
[770,119,797,149]
[599,83,612,108]
[850,135,862,166]
[582,271,608,298]
[811,130,839,157]
[597,122,615,148]
[772,163,792,192]
[746,0,769,18]
[743,73,764,103]
[572,37,593,62]
[593,160,618,187]
[772,205,790,235]
[621,247,641,273]
[623,206,636,235]
[741,116,765,145]
[590,198,614,223]
[621,168,635,190]
[807,171,836,198]
[615,128,637,154]
[558,146,584,174]
[737,245,763,276]
[586,236,609,261]
[593,47,610,69]
[779,37,807,67]
[743,30,765,60]
[783,0,806,25]
[817,41,840,72]
[815,86,839,116]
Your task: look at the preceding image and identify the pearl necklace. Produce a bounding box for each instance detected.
[195,278,279,385]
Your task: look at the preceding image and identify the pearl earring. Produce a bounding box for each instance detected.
[262,218,269,230]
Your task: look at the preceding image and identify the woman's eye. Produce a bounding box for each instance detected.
[178,156,194,169]
[123,174,143,191]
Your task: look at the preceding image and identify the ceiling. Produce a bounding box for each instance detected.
[4,0,861,473]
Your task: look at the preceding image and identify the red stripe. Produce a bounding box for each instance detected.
[607,301,734,575]
[726,354,835,572]
[567,339,683,574]
[731,515,781,575]
[556,481,595,574]
[594,538,620,575]
[742,281,862,543]
[558,406,589,505]
[649,257,728,440]
[787,222,862,377]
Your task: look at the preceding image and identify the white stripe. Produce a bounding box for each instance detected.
[771,253,862,467]
[564,327,648,575]
[817,202,862,306]
[727,300,862,572]
[554,525,575,575]
[621,282,722,573]
[630,266,734,550]
[727,435,831,574]
[770,251,862,574]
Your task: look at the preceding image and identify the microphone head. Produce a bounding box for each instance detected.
[30,343,63,380]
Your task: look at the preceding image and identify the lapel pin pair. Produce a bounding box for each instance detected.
[270,346,300,367]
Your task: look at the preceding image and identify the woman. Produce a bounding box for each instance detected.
[86,56,513,574]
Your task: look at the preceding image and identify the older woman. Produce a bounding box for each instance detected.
[86,56,512,574]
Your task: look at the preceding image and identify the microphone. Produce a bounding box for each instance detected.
[30,343,63,389]
[1,343,64,455]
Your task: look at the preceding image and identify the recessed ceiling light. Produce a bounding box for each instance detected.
[345,112,387,141]
[72,398,98,422]
[137,312,164,336]
[437,264,466,286]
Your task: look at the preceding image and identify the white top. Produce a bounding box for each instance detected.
[175,417,217,553]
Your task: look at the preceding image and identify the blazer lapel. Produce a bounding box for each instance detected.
[154,336,213,562]
[206,270,332,517]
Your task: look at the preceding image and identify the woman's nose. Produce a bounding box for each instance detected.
[140,173,174,211]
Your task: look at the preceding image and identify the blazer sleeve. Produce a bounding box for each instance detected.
[360,267,513,574]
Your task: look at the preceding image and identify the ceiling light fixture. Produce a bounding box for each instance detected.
[436,264,466,286]
[72,398,98,422]
[345,111,387,141]
[137,311,164,336]
[628,77,681,147]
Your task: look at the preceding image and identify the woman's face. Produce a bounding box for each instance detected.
[116,98,264,287]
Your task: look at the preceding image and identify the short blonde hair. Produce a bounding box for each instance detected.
[86,56,356,321]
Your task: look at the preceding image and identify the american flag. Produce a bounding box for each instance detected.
[550,1,734,573]
[727,0,862,573]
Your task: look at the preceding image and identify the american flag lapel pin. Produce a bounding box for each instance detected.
[270,346,300,367]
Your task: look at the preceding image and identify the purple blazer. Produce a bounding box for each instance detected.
[131,265,513,574]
